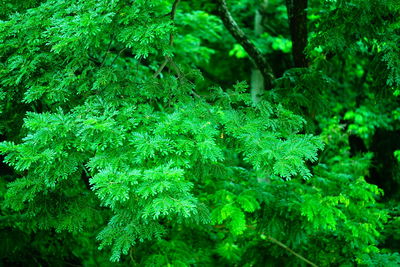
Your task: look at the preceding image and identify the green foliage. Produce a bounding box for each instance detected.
[344,104,393,140]
[0,0,400,266]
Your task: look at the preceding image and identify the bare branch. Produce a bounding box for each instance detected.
[214,225,319,267]
[215,0,275,90]
[101,36,114,67]
[153,57,170,78]
[111,47,127,66]
[170,0,181,21]
[266,235,319,267]
[153,0,181,78]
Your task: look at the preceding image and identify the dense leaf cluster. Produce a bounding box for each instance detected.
[1,0,400,266]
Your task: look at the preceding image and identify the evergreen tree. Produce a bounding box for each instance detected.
[0,0,399,266]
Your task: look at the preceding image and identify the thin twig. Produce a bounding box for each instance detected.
[153,57,170,78]
[168,56,201,98]
[169,0,181,46]
[129,247,135,263]
[213,224,318,266]
[101,36,114,67]
[153,0,181,78]
[266,235,319,267]
[110,47,127,66]
[167,56,183,79]
[214,224,318,266]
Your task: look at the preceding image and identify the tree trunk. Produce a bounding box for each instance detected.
[286,0,308,67]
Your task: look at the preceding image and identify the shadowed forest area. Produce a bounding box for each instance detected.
[0,0,400,266]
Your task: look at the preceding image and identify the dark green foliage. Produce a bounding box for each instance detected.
[0,0,400,266]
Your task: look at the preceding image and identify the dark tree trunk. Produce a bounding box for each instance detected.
[368,129,400,200]
[286,0,308,67]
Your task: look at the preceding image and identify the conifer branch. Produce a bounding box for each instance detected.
[215,0,275,89]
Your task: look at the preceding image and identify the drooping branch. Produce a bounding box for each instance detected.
[286,0,309,67]
[215,0,275,90]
